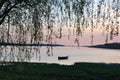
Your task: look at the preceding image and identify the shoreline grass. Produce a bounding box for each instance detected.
[0,62,120,80]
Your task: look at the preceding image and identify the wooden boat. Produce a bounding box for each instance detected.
[58,56,68,60]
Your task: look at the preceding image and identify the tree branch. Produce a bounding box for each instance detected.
[0,1,11,18]
[0,0,7,9]
[0,1,20,25]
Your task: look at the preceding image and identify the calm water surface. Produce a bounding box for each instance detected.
[31,47,120,65]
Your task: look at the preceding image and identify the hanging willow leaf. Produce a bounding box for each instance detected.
[1,0,120,62]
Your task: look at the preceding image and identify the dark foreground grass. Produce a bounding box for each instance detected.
[0,62,120,80]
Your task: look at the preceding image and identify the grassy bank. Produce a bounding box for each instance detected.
[0,62,120,80]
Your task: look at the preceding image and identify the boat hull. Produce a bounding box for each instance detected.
[58,56,68,60]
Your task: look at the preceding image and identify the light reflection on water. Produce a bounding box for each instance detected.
[0,46,120,65]
[32,47,120,65]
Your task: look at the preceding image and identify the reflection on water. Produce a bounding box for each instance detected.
[0,46,41,62]
[0,46,120,65]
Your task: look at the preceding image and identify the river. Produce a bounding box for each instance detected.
[31,47,120,65]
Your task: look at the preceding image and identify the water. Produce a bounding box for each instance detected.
[31,47,120,65]
[0,46,120,65]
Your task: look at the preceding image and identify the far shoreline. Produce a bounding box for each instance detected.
[86,43,120,50]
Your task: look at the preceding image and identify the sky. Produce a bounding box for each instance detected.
[2,0,120,46]
[56,27,120,46]
[55,0,120,46]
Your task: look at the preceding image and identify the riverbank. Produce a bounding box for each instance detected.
[0,43,64,47]
[88,43,120,50]
[0,62,120,80]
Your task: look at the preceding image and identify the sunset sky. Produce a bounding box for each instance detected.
[2,0,120,46]
[56,27,120,46]
[55,0,120,46]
